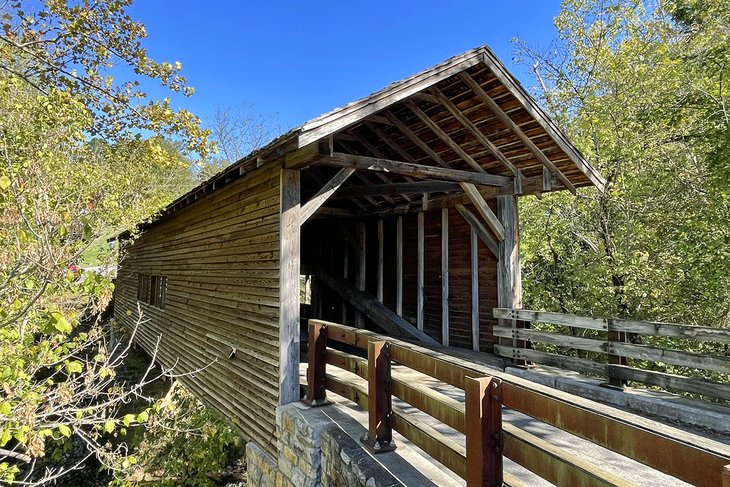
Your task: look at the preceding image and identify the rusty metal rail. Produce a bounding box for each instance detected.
[304,319,730,487]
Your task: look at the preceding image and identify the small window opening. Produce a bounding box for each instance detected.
[137,273,167,309]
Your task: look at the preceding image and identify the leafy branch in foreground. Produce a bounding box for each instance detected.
[0,0,213,483]
[0,0,211,156]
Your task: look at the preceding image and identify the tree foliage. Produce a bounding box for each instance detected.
[0,0,210,483]
[516,0,730,329]
[114,383,243,487]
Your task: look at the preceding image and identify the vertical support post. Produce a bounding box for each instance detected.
[471,227,480,352]
[377,219,384,302]
[305,321,328,406]
[396,216,403,316]
[722,464,730,487]
[465,376,503,487]
[607,320,628,388]
[442,207,449,346]
[417,211,425,331]
[279,169,301,405]
[342,247,349,323]
[542,166,553,192]
[355,222,366,328]
[364,340,395,453]
[497,195,523,364]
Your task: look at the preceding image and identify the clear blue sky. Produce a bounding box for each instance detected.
[129,1,562,132]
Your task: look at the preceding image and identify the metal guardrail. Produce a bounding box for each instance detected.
[304,319,730,487]
[493,308,730,401]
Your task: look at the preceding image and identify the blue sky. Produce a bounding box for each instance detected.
[129,1,563,132]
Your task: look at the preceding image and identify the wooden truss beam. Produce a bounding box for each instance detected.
[319,153,511,187]
[461,183,505,241]
[334,181,461,198]
[317,269,438,345]
[378,109,506,239]
[299,167,355,224]
[337,139,392,207]
[459,72,577,194]
[360,123,416,202]
[343,134,398,204]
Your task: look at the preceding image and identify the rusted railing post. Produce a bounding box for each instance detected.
[363,340,395,453]
[607,319,627,388]
[304,320,328,406]
[465,376,503,487]
[723,464,730,487]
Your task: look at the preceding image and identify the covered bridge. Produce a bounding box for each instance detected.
[114,46,605,457]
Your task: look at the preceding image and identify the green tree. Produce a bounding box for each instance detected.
[514,0,729,375]
[0,1,210,484]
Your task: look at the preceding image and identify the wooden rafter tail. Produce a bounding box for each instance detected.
[459,72,577,194]
[431,86,519,176]
[319,153,511,187]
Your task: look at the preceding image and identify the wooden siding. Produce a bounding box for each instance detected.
[114,164,281,455]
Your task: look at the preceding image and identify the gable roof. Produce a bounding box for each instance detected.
[137,45,604,230]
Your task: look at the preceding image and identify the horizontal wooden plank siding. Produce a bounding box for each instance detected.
[114,164,281,455]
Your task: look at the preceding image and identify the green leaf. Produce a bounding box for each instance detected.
[0,403,10,415]
[49,311,72,334]
[103,420,115,434]
[57,425,71,437]
[0,428,11,447]
[122,414,135,427]
[0,175,10,190]
[136,410,149,423]
[65,361,83,374]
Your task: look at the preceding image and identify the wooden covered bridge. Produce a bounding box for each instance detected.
[114,46,730,486]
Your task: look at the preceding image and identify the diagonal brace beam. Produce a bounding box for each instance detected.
[300,167,355,224]
[455,204,499,257]
[461,182,505,241]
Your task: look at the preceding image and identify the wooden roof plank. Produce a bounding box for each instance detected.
[299,49,485,146]
[475,49,605,191]
[459,72,577,194]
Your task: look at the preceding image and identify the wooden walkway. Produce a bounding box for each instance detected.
[303,361,698,486]
[302,320,730,487]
